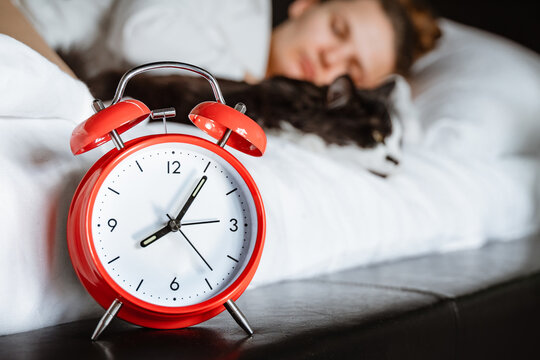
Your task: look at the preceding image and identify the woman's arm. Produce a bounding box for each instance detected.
[0,0,75,78]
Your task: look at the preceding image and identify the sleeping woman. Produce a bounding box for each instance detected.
[17,0,440,84]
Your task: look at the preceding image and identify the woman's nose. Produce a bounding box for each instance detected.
[320,45,346,67]
[319,47,349,83]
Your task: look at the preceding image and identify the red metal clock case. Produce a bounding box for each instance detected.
[67,134,266,329]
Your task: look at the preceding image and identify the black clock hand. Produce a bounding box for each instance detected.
[179,229,213,271]
[175,175,207,223]
[181,219,220,226]
[139,218,180,248]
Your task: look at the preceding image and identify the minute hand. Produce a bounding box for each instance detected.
[175,175,207,223]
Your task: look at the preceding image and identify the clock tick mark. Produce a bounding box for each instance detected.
[205,278,213,290]
[204,161,211,173]
[107,256,120,264]
[136,279,144,291]
[107,187,120,195]
[135,160,143,172]
[226,188,238,196]
[227,255,239,263]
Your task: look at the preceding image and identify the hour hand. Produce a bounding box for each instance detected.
[140,224,172,247]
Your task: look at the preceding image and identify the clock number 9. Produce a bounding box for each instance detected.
[108,218,117,232]
[229,218,238,232]
[170,277,180,291]
[167,161,181,174]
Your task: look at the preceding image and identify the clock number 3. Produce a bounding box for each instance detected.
[229,218,238,232]
[170,277,180,291]
[167,161,181,174]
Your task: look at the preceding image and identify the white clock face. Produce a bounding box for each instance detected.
[90,141,259,307]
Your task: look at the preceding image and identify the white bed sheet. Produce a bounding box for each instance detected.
[1,18,540,335]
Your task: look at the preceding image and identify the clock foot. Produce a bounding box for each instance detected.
[91,298,123,341]
[224,299,253,336]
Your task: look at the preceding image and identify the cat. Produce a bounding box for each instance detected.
[61,46,404,175]
[86,71,398,151]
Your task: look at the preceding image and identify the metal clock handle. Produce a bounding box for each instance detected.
[110,61,226,105]
[103,61,236,149]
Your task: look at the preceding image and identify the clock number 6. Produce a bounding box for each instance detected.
[170,277,180,291]
[108,218,117,232]
[229,218,238,232]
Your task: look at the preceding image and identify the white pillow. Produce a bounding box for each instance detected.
[410,19,540,157]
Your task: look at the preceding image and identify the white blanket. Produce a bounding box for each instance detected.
[1,19,540,335]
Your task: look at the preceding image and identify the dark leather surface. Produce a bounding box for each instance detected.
[1,236,540,359]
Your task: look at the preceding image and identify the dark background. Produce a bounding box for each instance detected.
[427,0,539,54]
[272,0,540,54]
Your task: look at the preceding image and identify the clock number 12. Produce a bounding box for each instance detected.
[167,161,181,174]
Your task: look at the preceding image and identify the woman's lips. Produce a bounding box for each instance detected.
[299,54,315,82]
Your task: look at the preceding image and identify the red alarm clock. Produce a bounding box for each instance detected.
[67,62,266,340]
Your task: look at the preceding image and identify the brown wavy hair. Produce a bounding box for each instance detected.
[379,0,442,75]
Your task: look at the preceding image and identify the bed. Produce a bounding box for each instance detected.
[1,2,540,357]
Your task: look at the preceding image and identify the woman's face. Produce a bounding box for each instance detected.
[267,0,396,88]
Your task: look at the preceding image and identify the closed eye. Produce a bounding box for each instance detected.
[331,14,349,40]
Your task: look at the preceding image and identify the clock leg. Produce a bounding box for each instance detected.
[224,299,254,336]
[91,299,123,341]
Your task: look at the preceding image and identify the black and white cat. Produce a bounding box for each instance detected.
[83,70,418,176]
